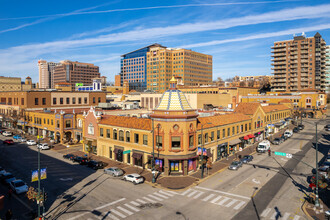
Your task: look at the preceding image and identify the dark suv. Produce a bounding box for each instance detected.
[298,124,305,130]
[272,138,282,145]
[73,156,89,165]
[87,160,106,170]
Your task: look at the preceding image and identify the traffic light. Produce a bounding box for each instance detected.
[44,192,48,201]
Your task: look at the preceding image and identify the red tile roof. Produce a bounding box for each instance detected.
[99,116,152,130]
[261,104,290,113]
[234,103,261,115]
[197,113,251,129]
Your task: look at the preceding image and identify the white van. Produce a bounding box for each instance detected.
[257,140,270,153]
[2,131,13,137]
[284,130,293,138]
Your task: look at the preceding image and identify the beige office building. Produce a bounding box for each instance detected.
[271,32,327,92]
[38,60,60,89]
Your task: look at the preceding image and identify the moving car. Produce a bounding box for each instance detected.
[272,138,282,145]
[293,127,299,133]
[18,137,27,142]
[2,131,12,137]
[13,135,22,140]
[240,155,253,164]
[63,154,75,160]
[284,130,293,138]
[228,161,243,170]
[3,139,14,145]
[123,173,144,184]
[257,140,270,153]
[73,156,89,165]
[1,172,16,185]
[322,161,330,167]
[104,167,124,177]
[26,140,37,145]
[87,160,106,170]
[37,143,50,150]
[9,179,28,194]
[324,124,330,131]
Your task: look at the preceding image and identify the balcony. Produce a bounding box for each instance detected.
[271,53,286,57]
[271,66,286,70]
[271,44,286,49]
[271,57,286,62]
[272,62,286,65]
[272,48,286,53]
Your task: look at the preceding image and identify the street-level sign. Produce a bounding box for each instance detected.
[286,153,292,158]
[274,152,286,157]
[123,150,131,155]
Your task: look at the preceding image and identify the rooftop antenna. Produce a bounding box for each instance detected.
[302,32,306,37]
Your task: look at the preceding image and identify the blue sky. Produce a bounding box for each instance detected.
[0,0,330,83]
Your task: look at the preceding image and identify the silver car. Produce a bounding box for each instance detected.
[228,161,243,170]
[104,167,124,177]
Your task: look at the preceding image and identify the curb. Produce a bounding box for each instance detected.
[301,198,313,220]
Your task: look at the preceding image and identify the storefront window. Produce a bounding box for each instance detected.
[126,131,130,142]
[171,136,181,149]
[198,134,201,145]
[210,132,214,141]
[100,128,103,137]
[88,123,94,135]
[217,130,220,139]
[119,130,124,141]
[204,133,208,143]
[134,133,139,143]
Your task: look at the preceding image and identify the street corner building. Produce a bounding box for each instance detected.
[89,78,293,176]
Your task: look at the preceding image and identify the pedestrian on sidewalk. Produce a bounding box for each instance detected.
[5,209,13,220]
[268,149,271,156]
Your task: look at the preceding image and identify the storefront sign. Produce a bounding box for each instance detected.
[123,150,131,154]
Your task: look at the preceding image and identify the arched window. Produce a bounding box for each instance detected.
[77,119,82,128]
[88,123,94,135]
[126,131,130,142]
[119,130,124,141]
[113,129,117,139]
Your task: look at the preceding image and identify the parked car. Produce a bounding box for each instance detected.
[325,155,330,162]
[26,140,37,145]
[123,173,144,184]
[324,124,330,131]
[9,179,28,194]
[88,160,106,170]
[13,135,22,140]
[2,131,13,137]
[37,143,50,150]
[240,155,253,164]
[73,156,89,165]
[298,124,305,130]
[257,140,270,153]
[322,161,330,167]
[104,167,124,177]
[293,127,299,133]
[317,166,329,179]
[284,129,293,138]
[272,138,282,145]
[0,166,6,176]
[63,154,75,160]
[280,134,288,141]
[0,130,3,135]
[18,137,27,142]
[3,139,14,145]
[1,172,16,185]
[228,161,243,170]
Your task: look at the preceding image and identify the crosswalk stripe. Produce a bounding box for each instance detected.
[193,192,204,199]
[225,199,237,207]
[282,212,291,220]
[124,203,140,212]
[218,197,230,206]
[270,211,277,219]
[210,195,223,204]
[147,194,163,201]
[187,191,198,198]
[117,206,133,216]
[164,190,179,195]
[110,209,126,218]
[202,194,215,202]
[142,196,155,203]
[292,215,300,220]
[130,201,140,206]
[153,192,169,199]
[261,208,271,217]
[108,214,120,220]
[181,189,192,196]
[233,201,246,210]
[136,199,147,204]
[159,190,174,197]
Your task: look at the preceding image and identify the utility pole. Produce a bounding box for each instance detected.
[152,119,155,183]
[201,124,204,179]
[315,122,320,207]
[37,137,41,219]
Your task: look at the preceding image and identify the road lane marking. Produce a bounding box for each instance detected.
[202,194,215,202]
[195,186,250,200]
[117,206,133,216]
[181,189,192,196]
[233,201,246,210]
[261,208,271,217]
[142,196,156,203]
[153,192,168,199]
[193,191,204,199]
[225,199,237,207]
[282,212,290,220]
[110,209,126,218]
[187,191,198,198]
[270,211,277,219]
[210,196,223,204]
[68,198,126,220]
[107,214,119,220]
[136,199,147,204]
[159,190,175,197]
[218,197,230,206]
[147,194,163,201]
[130,201,140,206]
[124,203,140,212]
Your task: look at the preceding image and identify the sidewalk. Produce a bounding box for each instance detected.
[303,193,329,220]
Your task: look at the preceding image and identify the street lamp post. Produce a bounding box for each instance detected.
[200,123,212,179]
[152,119,155,183]
[37,136,41,218]
[315,122,320,207]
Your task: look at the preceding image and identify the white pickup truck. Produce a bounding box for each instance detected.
[257,140,270,153]
[284,129,293,138]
